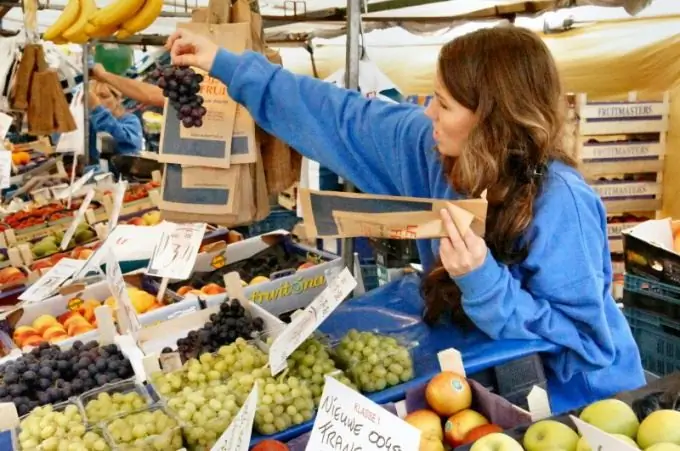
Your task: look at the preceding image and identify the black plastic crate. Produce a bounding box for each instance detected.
[369,238,419,267]
[624,306,680,376]
[623,273,680,320]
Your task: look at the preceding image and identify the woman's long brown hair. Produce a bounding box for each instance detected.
[421,26,578,327]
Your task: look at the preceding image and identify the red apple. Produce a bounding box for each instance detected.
[250,440,289,451]
[425,371,472,417]
[444,409,489,447]
[463,424,504,444]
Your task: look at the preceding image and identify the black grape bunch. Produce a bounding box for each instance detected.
[153,65,207,129]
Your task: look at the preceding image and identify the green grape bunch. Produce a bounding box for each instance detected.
[105,408,182,451]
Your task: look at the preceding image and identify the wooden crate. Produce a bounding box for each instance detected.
[575,92,669,257]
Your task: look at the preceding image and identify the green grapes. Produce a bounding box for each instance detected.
[335,329,414,392]
[253,373,315,436]
[18,404,109,451]
[104,408,182,451]
[84,391,149,423]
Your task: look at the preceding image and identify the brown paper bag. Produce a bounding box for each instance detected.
[157,22,251,168]
[299,189,488,239]
[160,164,240,215]
[232,0,263,52]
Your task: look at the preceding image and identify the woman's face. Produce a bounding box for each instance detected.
[97,86,120,114]
[425,72,477,157]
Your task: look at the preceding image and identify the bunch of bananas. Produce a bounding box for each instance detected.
[43,0,163,43]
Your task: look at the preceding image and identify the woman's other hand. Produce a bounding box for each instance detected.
[91,63,107,81]
[88,86,101,109]
[165,29,218,72]
[440,205,487,277]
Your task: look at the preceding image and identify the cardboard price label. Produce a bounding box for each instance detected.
[0,151,12,189]
[108,180,128,233]
[60,189,95,251]
[19,258,85,303]
[146,222,206,280]
[54,169,95,200]
[306,377,420,451]
[210,384,258,451]
[106,249,141,333]
[268,267,357,375]
[571,416,639,451]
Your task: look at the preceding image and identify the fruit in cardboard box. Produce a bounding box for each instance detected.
[463,424,504,444]
[470,433,524,451]
[444,409,489,446]
[249,275,271,285]
[576,434,639,451]
[201,282,226,295]
[578,398,639,438]
[142,210,161,225]
[12,326,40,347]
[647,444,680,451]
[42,324,67,340]
[128,287,156,313]
[637,410,680,449]
[425,371,472,417]
[523,420,579,451]
[0,266,25,284]
[298,262,315,271]
[405,409,444,442]
[33,314,59,335]
[127,217,146,226]
[251,440,289,451]
[420,438,446,451]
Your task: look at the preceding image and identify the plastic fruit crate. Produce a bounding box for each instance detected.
[623,306,680,376]
[623,273,680,320]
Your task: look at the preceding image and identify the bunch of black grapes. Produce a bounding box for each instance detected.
[0,341,134,416]
[153,65,207,128]
[172,299,265,361]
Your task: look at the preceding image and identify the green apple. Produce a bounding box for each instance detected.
[637,410,680,449]
[579,399,639,438]
[471,433,523,451]
[646,444,680,451]
[523,420,579,451]
[577,434,639,451]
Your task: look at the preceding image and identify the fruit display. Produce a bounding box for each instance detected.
[607,213,648,227]
[104,286,165,316]
[30,224,97,259]
[174,299,265,361]
[0,265,27,286]
[12,301,100,348]
[123,182,159,203]
[333,329,414,393]
[121,209,162,227]
[43,0,163,43]
[154,65,207,129]
[30,244,99,272]
[0,341,134,416]
[10,150,49,175]
[82,380,152,424]
[16,403,110,451]
[172,245,321,297]
[104,406,182,451]
[251,440,289,451]
[3,203,70,230]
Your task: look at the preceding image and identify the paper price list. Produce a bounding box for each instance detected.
[146,222,206,280]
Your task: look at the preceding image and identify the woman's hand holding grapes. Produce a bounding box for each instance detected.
[165,29,219,72]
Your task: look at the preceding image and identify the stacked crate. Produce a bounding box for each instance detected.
[574,92,670,297]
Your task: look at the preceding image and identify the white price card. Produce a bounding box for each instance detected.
[307,377,421,451]
[107,180,127,233]
[19,258,85,303]
[106,249,141,333]
[146,222,206,280]
[0,401,20,431]
[54,169,95,200]
[211,384,258,451]
[60,188,95,251]
[269,267,357,375]
[0,151,12,189]
[570,416,639,451]
[0,112,12,140]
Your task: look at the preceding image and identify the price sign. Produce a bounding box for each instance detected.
[0,402,19,431]
[107,180,128,233]
[146,222,206,280]
[19,258,85,303]
[571,416,638,451]
[106,249,141,333]
[0,151,11,189]
[60,188,95,251]
[54,169,95,200]
[0,112,12,140]
[268,267,356,375]
[307,377,420,451]
[211,384,258,451]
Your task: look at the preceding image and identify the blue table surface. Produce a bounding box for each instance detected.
[1,274,559,450]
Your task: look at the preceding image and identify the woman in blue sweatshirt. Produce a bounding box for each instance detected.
[88,81,143,168]
[166,26,645,413]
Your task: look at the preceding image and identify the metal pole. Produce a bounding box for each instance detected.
[81,43,90,168]
[343,0,360,276]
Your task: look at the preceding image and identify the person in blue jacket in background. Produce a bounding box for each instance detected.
[165,26,646,413]
[87,80,143,171]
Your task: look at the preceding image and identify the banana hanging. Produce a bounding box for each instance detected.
[43,0,81,42]
[115,0,163,39]
[87,0,145,31]
[62,0,96,43]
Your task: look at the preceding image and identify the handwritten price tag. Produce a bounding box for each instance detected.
[210,384,258,451]
[0,112,12,140]
[307,377,420,451]
[106,249,141,333]
[269,267,357,375]
[0,151,12,189]
[146,222,206,280]
[107,180,128,233]
[60,189,95,251]
[19,258,85,303]
[54,169,95,200]
[571,416,638,451]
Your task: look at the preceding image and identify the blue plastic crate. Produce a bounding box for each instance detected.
[624,307,680,376]
[247,206,301,236]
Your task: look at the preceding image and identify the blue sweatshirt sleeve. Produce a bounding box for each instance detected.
[209,49,434,197]
[90,106,143,155]
[452,172,617,381]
